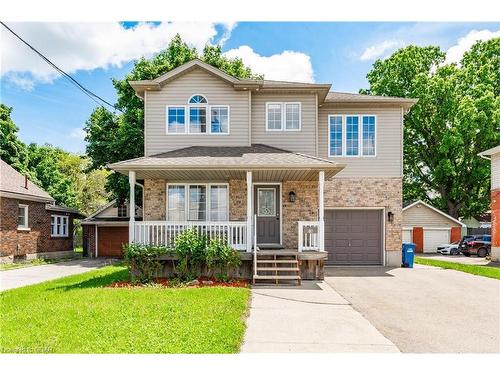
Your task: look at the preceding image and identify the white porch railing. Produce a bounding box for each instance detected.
[134,221,248,251]
[298,221,321,251]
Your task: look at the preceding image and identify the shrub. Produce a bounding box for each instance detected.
[205,236,241,280]
[173,228,207,280]
[123,243,169,283]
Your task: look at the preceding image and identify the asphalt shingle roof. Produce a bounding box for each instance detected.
[0,159,53,202]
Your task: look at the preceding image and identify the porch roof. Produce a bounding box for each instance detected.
[109,144,345,181]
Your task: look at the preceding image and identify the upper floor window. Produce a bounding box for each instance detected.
[328,115,376,157]
[266,102,301,131]
[166,95,229,135]
[189,95,207,104]
[117,204,128,217]
[18,204,29,230]
[51,215,68,237]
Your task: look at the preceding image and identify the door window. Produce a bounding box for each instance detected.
[257,188,276,216]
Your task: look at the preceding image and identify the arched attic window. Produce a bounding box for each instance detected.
[189,94,208,104]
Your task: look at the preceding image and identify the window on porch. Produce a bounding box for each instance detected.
[167,183,228,221]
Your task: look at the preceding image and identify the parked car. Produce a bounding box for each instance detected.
[437,241,461,255]
[460,235,491,257]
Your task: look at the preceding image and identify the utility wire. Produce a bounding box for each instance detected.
[1,21,122,113]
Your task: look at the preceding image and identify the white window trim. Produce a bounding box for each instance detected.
[51,214,69,237]
[327,114,377,158]
[265,102,302,131]
[17,204,29,230]
[165,93,230,135]
[166,183,230,222]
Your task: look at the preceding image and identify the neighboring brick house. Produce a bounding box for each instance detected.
[0,159,82,262]
[86,59,417,282]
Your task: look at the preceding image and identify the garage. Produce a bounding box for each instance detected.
[324,209,383,265]
[402,229,412,243]
[97,226,128,257]
[423,228,450,253]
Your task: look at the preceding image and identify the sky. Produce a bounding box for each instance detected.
[1,22,499,153]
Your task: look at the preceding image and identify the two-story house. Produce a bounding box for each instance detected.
[93,59,416,283]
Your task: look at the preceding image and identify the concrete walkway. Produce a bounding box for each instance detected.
[240,281,399,353]
[0,259,116,291]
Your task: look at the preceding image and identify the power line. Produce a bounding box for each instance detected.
[1,21,122,113]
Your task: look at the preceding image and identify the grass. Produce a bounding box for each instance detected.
[0,265,250,353]
[0,258,71,271]
[415,257,500,280]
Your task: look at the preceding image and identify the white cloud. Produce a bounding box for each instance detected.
[223,45,314,82]
[1,22,234,89]
[360,40,405,61]
[445,29,500,65]
[70,127,86,140]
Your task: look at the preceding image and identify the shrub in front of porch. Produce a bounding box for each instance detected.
[123,229,242,283]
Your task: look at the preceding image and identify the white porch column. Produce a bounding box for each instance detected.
[318,170,325,251]
[128,170,136,244]
[246,171,253,252]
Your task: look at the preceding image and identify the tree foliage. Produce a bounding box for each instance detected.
[363,39,500,218]
[85,35,262,202]
[0,104,109,215]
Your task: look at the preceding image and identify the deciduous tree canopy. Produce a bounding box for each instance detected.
[363,39,500,218]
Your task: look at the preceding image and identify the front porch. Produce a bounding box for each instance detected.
[110,145,345,282]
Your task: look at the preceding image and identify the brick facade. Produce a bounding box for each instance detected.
[0,197,75,258]
[143,179,166,220]
[229,179,247,221]
[82,224,96,257]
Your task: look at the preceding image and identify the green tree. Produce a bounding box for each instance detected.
[363,40,500,218]
[85,35,261,202]
[0,104,30,175]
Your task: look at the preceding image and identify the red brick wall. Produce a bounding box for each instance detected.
[83,224,96,257]
[450,227,462,243]
[412,227,424,253]
[492,190,500,248]
[0,197,75,257]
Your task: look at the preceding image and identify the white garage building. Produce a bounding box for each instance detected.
[402,200,466,253]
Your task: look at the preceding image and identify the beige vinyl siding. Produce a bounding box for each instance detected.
[402,204,458,228]
[251,92,317,155]
[144,68,249,156]
[491,153,500,190]
[318,105,403,177]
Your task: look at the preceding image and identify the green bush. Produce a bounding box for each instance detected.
[205,236,241,280]
[173,228,207,280]
[123,243,169,283]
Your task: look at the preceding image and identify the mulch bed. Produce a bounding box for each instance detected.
[107,277,249,289]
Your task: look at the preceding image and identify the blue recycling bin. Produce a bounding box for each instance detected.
[402,243,415,268]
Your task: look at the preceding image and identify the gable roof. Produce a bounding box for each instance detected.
[478,145,500,160]
[129,58,418,109]
[402,200,465,227]
[0,159,54,202]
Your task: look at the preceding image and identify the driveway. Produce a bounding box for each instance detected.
[241,281,399,353]
[325,265,500,353]
[0,258,116,291]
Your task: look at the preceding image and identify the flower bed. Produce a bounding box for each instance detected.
[107,277,250,289]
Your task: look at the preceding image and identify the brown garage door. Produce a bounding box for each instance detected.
[98,227,128,257]
[324,209,382,265]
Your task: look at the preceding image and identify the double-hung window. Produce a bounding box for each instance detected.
[51,215,69,237]
[18,204,29,230]
[266,102,301,131]
[328,115,376,157]
[166,95,229,135]
[167,184,228,221]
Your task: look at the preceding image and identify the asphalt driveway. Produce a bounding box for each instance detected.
[0,258,116,291]
[325,265,500,353]
[241,281,399,353]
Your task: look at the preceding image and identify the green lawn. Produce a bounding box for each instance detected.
[415,257,500,280]
[0,265,250,353]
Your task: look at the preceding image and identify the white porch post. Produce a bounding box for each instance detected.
[128,170,136,244]
[246,171,253,252]
[318,170,325,251]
